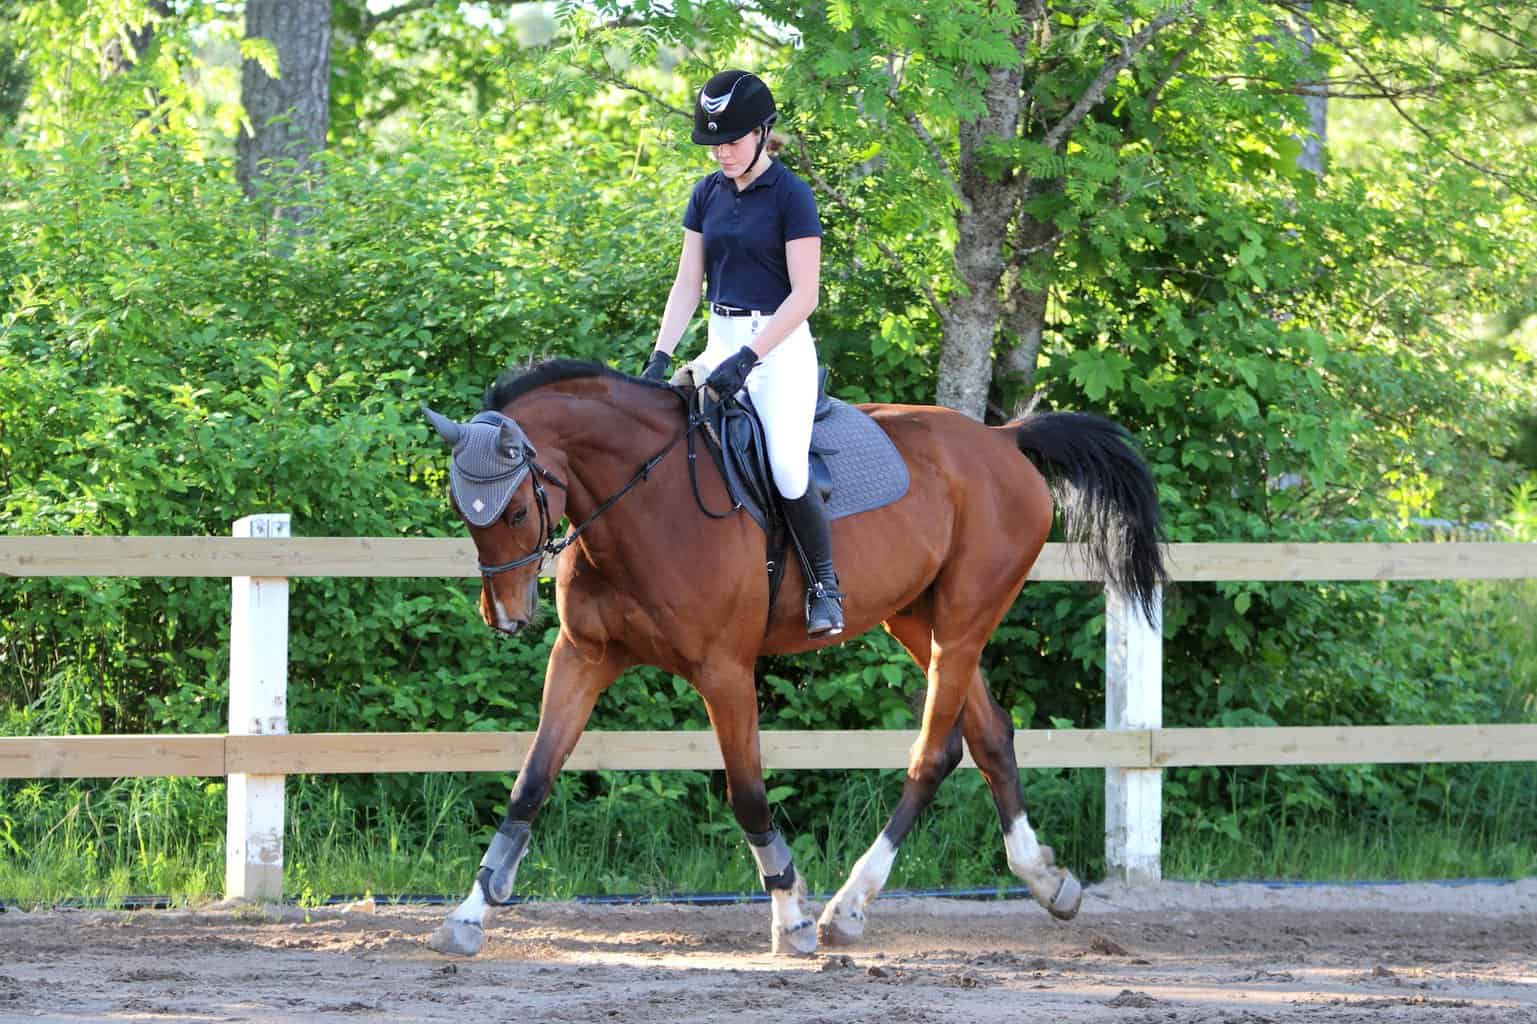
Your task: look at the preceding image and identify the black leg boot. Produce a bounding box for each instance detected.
[782,490,845,637]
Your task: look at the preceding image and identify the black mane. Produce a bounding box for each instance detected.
[481,358,668,411]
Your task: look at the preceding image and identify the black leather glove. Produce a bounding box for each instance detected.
[641,350,672,382]
[704,345,759,398]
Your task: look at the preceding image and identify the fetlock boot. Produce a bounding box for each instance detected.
[782,490,845,637]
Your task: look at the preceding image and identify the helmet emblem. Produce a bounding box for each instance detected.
[700,89,733,116]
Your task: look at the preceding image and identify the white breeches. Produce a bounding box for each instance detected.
[697,312,818,500]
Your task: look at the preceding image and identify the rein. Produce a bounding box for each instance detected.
[478,394,729,577]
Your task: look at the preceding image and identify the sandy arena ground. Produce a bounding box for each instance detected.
[1,880,1534,1023]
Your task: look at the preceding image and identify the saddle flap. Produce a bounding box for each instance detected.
[698,385,909,533]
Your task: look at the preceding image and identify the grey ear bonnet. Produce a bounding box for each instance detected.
[432,409,536,528]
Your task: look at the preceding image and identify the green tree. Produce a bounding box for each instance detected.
[237,0,332,217]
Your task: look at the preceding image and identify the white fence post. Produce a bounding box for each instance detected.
[1104,584,1162,883]
[226,513,290,901]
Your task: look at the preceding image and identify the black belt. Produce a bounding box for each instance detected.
[711,303,764,318]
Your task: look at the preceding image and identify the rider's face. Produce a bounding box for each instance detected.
[712,131,761,178]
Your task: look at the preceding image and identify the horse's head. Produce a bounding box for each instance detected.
[424,405,568,636]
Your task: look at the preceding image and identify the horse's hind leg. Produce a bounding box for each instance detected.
[428,636,627,957]
[817,613,967,946]
[696,667,819,956]
[959,671,1083,919]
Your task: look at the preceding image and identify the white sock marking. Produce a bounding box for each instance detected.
[771,884,808,930]
[449,883,488,925]
[824,833,896,925]
[1005,814,1044,878]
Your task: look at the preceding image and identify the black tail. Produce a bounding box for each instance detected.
[1011,411,1169,625]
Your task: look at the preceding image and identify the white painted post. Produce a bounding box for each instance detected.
[226,513,290,901]
[1104,585,1162,883]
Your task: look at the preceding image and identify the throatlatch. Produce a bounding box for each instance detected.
[476,820,531,906]
[746,829,797,891]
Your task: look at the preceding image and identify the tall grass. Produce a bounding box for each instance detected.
[5,758,1536,907]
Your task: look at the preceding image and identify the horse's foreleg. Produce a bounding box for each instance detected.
[428,637,626,957]
[818,618,967,946]
[960,671,1082,920]
[699,673,818,956]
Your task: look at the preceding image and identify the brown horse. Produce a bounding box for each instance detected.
[423,360,1165,957]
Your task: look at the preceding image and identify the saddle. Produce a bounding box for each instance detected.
[678,367,910,616]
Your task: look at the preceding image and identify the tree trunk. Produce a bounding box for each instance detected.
[999,279,1048,390]
[103,2,170,76]
[935,62,1024,420]
[237,0,332,221]
[1295,11,1326,178]
[996,198,1061,400]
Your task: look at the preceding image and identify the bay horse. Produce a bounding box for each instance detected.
[423,359,1165,957]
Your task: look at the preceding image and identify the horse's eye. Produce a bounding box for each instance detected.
[508,508,528,527]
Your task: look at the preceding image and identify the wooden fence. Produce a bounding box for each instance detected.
[3,517,1536,901]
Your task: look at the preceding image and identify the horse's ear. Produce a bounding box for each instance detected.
[496,418,527,457]
[423,406,462,447]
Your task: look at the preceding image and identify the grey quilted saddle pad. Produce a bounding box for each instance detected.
[815,398,909,522]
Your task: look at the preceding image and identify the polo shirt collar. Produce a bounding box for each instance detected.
[733,158,784,195]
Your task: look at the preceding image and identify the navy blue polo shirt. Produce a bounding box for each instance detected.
[682,160,822,312]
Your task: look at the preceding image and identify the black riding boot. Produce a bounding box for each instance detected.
[782,490,845,637]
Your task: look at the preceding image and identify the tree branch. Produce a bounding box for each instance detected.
[877,54,971,214]
[593,63,692,119]
[1042,1,1197,151]
[363,0,668,35]
[1145,32,1200,117]
[1200,65,1537,101]
[1303,18,1537,202]
[792,152,948,325]
[362,0,436,33]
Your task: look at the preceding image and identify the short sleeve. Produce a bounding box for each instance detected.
[683,175,711,232]
[781,176,822,241]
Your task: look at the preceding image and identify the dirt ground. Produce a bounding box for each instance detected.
[1,879,1534,1023]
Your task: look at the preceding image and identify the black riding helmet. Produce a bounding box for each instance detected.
[692,69,778,146]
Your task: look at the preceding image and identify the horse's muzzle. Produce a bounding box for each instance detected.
[481,576,541,636]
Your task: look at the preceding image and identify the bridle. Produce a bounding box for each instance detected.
[476,415,705,578]
[473,447,569,577]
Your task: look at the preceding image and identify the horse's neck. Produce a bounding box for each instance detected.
[523,383,685,539]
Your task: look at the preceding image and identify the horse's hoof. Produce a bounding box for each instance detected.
[816,907,865,946]
[1043,873,1083,920]
[773,917,819,957]
[428,919,486,956]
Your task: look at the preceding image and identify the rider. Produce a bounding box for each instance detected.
[642,69,844,638]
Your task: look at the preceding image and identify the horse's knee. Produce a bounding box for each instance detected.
[909,747,957,789]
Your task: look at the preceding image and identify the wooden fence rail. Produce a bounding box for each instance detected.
[2,521,1535,900]
[8,724,1537,779]
[5,536,1537,581]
